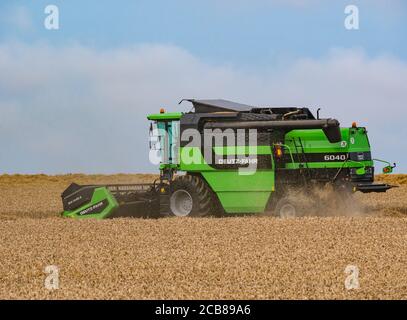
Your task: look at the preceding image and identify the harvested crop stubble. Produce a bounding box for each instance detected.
[1,217,407,299]
[0,174,407,299]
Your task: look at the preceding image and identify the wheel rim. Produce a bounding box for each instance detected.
[170,190,193,217]
[279,203,297,218]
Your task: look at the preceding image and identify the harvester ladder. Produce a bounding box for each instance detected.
[293,137,310,186]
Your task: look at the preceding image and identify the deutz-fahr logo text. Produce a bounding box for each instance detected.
[217,158,258,165]
[78,201,106,216]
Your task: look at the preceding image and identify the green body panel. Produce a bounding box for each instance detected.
[179,146,272,171]
[213,145,270,155]
[202,170,274,213]
[179,147,214,171]
[180,146,275,213]
[284,127,373,169]
[147,112,182,120]
[62,187,118,219]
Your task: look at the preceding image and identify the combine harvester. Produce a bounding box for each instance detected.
[61,99,396,219]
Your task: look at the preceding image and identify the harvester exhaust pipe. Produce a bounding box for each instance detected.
[204,118,342,143]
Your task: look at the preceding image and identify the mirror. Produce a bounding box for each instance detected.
[382,166,393,174]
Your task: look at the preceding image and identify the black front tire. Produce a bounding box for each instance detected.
[169,175,217,217]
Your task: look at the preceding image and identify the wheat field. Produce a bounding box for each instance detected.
[0,174,406,299]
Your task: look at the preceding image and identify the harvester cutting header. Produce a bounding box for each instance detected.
[62,99,396,219]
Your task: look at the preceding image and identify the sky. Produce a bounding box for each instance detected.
[0,0,406,173]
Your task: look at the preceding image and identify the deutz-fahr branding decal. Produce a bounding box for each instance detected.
[217,158,258,165]
[209,154,272,169]
[78,200,109,216]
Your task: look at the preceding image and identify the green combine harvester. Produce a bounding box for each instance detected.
[61,99,396,219]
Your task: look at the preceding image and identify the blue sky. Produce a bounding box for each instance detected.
[2,1,406,65]
[0,1,406,173]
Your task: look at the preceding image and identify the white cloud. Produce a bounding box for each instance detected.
[0,43,406,173]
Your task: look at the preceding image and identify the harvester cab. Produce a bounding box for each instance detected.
[148,110,181,178]
[61,99,396,219]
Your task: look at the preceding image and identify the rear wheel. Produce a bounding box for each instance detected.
[274,196,310,218]
[169,175,217,217]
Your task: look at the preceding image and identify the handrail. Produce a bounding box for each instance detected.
[274,143,295,166]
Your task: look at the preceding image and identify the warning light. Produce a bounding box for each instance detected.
[274,145,283,158]
[352,122,357,128]
[160,108,165,114]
